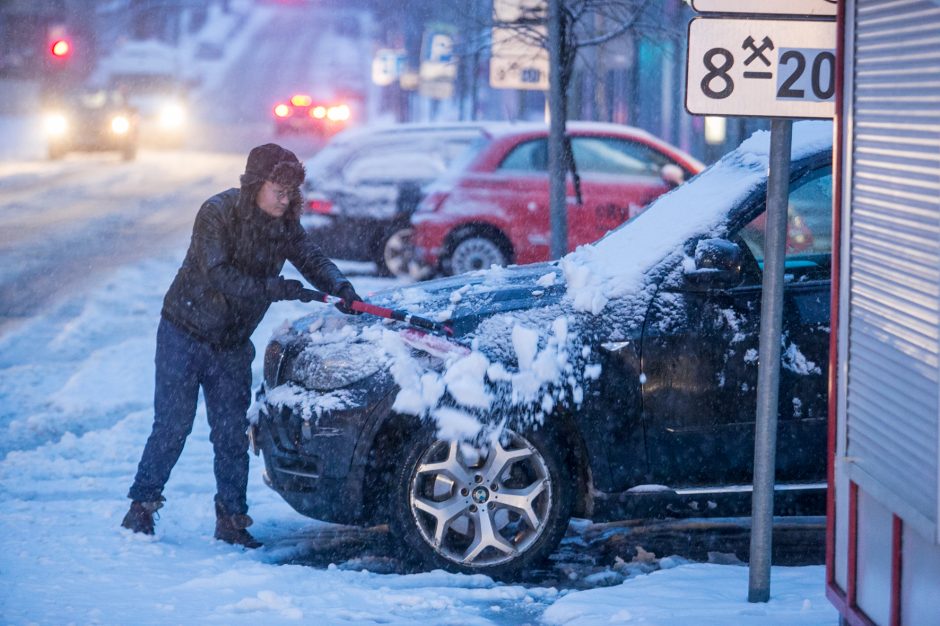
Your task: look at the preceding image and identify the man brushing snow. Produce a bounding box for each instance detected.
[121,143,361,548]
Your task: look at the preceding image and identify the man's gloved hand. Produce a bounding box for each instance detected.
[335,284,362,315]
[265,276,306,302]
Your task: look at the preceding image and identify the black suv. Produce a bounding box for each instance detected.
[253,123,833,578]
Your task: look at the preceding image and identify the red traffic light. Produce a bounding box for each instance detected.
[50,39,71,58]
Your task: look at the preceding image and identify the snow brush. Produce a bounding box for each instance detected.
[297,288,455,337]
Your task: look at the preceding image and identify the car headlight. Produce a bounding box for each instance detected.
[111,115,131,135]
[158,103,186,129]
[287,342,383,391]
[44,113,68,136]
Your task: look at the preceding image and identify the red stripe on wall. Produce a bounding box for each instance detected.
[848,481,859,605]
[890,515,902,626]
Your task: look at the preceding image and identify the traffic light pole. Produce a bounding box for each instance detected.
[748,117,793,603]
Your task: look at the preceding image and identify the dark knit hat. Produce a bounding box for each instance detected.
[244,143,305,188]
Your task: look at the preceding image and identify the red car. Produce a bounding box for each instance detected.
[273,93,353,137]
[410,122,704,276]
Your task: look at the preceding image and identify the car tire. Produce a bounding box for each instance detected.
[445,231,509,276]
[378,227,413,278]
[390,426,573,579]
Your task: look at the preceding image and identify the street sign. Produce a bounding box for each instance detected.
[420,29,457,100]
[372,49,404,87]
[692,0,837,16]
[491,0,549,90]
[490,26,549,90]
[685,18,836,118]
[494,0,546,23]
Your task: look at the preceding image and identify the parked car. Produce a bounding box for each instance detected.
[41,87,139,161]
[409,122,704,277]
[301,122,502,275]
[252,122,833,578]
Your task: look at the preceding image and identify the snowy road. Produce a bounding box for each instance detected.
[188,4,373,156]
[0,150,243,333]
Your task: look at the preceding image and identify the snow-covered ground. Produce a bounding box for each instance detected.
[0,238,838,625]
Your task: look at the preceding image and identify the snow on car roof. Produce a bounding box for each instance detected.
[562,120,834,313]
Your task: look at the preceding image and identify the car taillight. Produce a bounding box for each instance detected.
[419,190,450,212]
[290,94,312,107]
[327,104,350,121]
[274,103,291,118]
[311,105,327,119]
[306,195,333,214]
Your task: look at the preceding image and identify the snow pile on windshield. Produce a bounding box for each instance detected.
[562,120,833,314]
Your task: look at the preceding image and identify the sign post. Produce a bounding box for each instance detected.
[685,2,835,604]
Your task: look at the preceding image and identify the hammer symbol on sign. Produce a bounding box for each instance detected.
[742,36,774,66]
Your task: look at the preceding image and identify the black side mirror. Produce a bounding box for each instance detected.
[683,238,744,289]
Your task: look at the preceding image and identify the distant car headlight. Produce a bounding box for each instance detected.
[287,342,383,391]
[43,113,68,137]
[158,103,186,129]
[111,115,131,135]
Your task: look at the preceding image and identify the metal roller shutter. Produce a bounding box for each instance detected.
[846,0,940,541]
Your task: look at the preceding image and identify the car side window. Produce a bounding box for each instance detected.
[737,166,833,281]
[571,137,673,176]
[498,139,548,172]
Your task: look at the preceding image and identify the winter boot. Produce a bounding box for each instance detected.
[214,503,262,549]
[121,498,165,535]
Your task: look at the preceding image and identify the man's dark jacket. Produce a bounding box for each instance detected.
[162,188,350,347]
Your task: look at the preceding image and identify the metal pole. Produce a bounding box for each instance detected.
[748,117,792,603]
[547,0,567,260]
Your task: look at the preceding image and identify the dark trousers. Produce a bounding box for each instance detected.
[128,317,255,516]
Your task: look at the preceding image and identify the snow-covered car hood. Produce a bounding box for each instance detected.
[275,261,568,346]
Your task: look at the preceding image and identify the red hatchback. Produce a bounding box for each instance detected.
[410,122,703,276]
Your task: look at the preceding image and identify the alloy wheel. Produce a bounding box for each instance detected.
[382,227,414,277]
[407,432,553,567]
